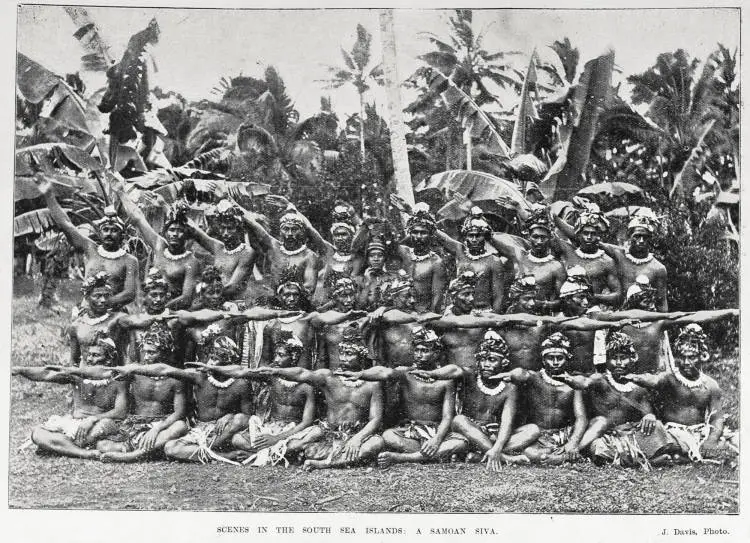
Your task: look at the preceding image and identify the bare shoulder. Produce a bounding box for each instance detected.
[703,374,723,395]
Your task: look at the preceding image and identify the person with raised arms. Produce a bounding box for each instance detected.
[190,332,317,466]
[114,180,199,310]
[623,324,738,463]
[33,174,138,312]
[409,331,539,471]
[557,331,677,469]
[489,208,566,313]
[491,333,588,465]
[185,199,256,301]
[14,331,127,459]
[343,327,468,467]
[257,325,385,470]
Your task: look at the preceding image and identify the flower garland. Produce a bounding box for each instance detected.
[337,375,364,388]
[409,248,435,262]
[82,377,112,388]
[332,252,353,262]
[668,355,707,389]
[410,372,436,384]
[279,244,308,256]
[625,252,654,265]
[539,369,566,387]
[575,248,605,260]
[277,314,303,324]
[476,375,506,396]
[223,242,246,256]
[163,248,193,261]
[81,312,112,326]
[207,373,236,388]
[527,252,555,264]
[605,371,636,393]
[463,246,491,261]
[277,377,298,389]
[97,245,127,260]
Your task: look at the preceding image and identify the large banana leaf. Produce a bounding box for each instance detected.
[14,208,58,236]
[416,169,531,219]
[64,6,115,71]
[510,51,540,155]
[423,70,511,159]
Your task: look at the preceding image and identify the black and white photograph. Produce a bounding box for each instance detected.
[5,1,745,538]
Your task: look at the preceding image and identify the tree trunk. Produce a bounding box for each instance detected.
[378,9,414,206]
[359,93,366,163]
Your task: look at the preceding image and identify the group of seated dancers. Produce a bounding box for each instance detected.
[12,173,739,471]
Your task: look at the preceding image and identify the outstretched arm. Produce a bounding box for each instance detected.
[558,316,637,332]
[33,174,94,253]
[409,364,464,381]
[434,229,463,257]
[623,371,669,389]
[308,309,367,327]
[488,367,532,384]
[240,209,275,252]
[556,372,604,391]
[187,362,262,380]
[12,367,74,384]
[347,365,409,382]
[263,366,328,387]
[665,309,739,327]
[113,363,201,384]
[488,232,526,263]
[111,181,162,250]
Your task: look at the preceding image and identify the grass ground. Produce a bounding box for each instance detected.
[8,277,740,513]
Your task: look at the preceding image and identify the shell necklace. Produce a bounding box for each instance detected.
[163,248,192,261]
[81,312,111,326]
[575,248,604,260]
[605,371,636,393]
[337,375,364,388]
[540,369,567,387]
[463,246,491,261]
[669,355,706,389]
[333,251,353,262]
[223,242,246,255]
[207,372,236,388]
[277,377,298,389]
[279,244,307,256]
[410,369,436,383]
[409,247,434,262]
[97,245,127,260]
[528,252,554,264]
[625,252,654,265]
[476,375,505,396]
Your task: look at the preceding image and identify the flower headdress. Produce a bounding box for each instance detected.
[93,205,126,233]
[605,330,637,358]
[476,330,510,363]
[143,267,169,293]
[406,202,436,234]
[460,206,491,237]
[447,269,478,295]
[674,324,710,360]
[541,332,572,358]
[559,266,592,298]
[412,326,442,350]
[81,271,112,297]
[508,274,539,303]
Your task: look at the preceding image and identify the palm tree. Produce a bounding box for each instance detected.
[320,24,384,162]
[627,48,735,199]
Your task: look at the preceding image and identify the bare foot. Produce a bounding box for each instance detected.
[84,450,102,461]
[377,452,398,468]
[220,450,251,462]
[101,451,142,463]
[501,453,530,464]
[303,459,328,471]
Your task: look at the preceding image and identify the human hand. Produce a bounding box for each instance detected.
[74,416,97,446]
[264,194,292,211]
[487,372,511,382]
[638,414,656,436]
[563,442,582,462]
[483,447,503,472]
[496,196,520,210]
[253,433,279,450]
[138,425,162,452]
[621,373,638,383]
[389,193,412,214]
[420,437,440,458]
[185,361,212,373]
[618,318,641,329]
[409,369,432,380]
[43,365,67,372]
[214,414,233,437]
[342,436,363,463]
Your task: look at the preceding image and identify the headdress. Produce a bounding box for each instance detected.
[91,329,118,363]
[138,322,175,353]
[674,324,709,358]
[275,265,306,296]
[332,202,356,225]
[627,208,659,235]
[331,276,357,298]
[523,208,553,235]
[208,335,240,364]
[213,199,243,226]
[605,330,637,358]
[559,266,592,298]
[272,330,304,361]
[406,202,436,234]
[339,322,369,361]
[460,207,491,237]
[575,209,610,234]
[541,332,572,358]
[378,269,413,304]
[196,265,224,296]
[163,201,189,229]
[279,205,305,229]
[508,274,539,303]
[93,205,125,233]
[412,326,442,350]
[143,267,169,293]
[447,269,477,295]
[366,239,386,254]
[476,330,510,362]
[81,271,112,297]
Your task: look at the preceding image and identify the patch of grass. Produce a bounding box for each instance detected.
[8,284,739,513]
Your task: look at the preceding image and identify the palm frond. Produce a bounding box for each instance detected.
[351,24,372,70]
